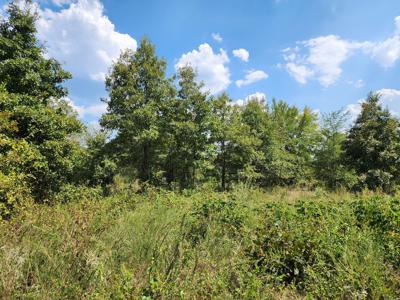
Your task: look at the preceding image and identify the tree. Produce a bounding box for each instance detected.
[164,66,212,189]
[0,1,83,213]
[314,110,356,189]
[263,99,319,186]
[76,130,117,190]
[211,93,261,190]
[0,0,71,100]
[241,96,269,185]
[100,38,174,183]
[343,92,400,192]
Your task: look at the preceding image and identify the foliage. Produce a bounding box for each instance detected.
[344,92,400,192]
[0,1,83,217]
[252,99,320,187]
[100,38,175,183]
[315,110,357,189]
[76,130,117,190]
[163,66,212,189]
[211,93,262,190]
[1,188,399,298]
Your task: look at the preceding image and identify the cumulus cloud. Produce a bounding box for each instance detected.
[212,33,223,43]
[367,36,400,68]
[36,0,137,81]
[285,62,314,85]
[175,43,230,94]
[283,36,364,87]
[236,70,268,87]
[233,92,266,106]
[283,16,400,86]
[233,48,249,62]
[346,88,400,123]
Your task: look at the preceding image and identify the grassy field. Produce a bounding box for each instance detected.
[0,186,399,299]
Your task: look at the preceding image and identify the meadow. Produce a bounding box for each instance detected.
[1,186,399,299]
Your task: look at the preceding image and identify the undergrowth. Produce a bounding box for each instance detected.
[0,187,399,299]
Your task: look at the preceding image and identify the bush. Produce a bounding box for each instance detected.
[248,199,395,298]
[0,188,399,298]
[52,184,103,204]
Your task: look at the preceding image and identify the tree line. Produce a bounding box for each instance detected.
[1,2,400,216]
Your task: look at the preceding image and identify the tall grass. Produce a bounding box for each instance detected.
[0,187,399,299]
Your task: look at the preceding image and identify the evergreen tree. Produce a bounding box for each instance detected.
[343,92,400,192]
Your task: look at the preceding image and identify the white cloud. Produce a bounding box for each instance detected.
[232,48,249,62]
[37,0,137,81]
[348,79,365,88]
[378,88,400,116]
[236,70,268,87]
[283,35,362,87]
[395,16,400,33]
[283,16,400,86]
[367,36,400,68]
[285,62,314,85]
[233,92,266,106]
[175,43,230,94]
[212,33,223,43]
[66,97,107,119]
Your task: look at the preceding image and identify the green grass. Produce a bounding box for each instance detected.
[0,187,399,299]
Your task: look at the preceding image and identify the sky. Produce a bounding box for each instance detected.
[2,0,400,125]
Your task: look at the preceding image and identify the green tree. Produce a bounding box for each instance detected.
[264,99,319,186]
[76,130,117,190]
[0,1,70,100]
[241,96,269,185]
[314,110,356,189]
[100,38,174,183]
[343,92,400,192]
[0,1,83,214]
[211,93,261,190]
[164,66,212,189]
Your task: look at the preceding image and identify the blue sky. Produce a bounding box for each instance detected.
[3,0,400,124]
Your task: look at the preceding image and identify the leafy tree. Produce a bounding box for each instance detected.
[0,1,83,213]
[264,100,319,186]
[314,110,356,189]
[76,130,117,190]
[241,96,270,185]
[164,66,212,189]
[343,92,400,192]
[101,38,174,183]
[211,93,261,190]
